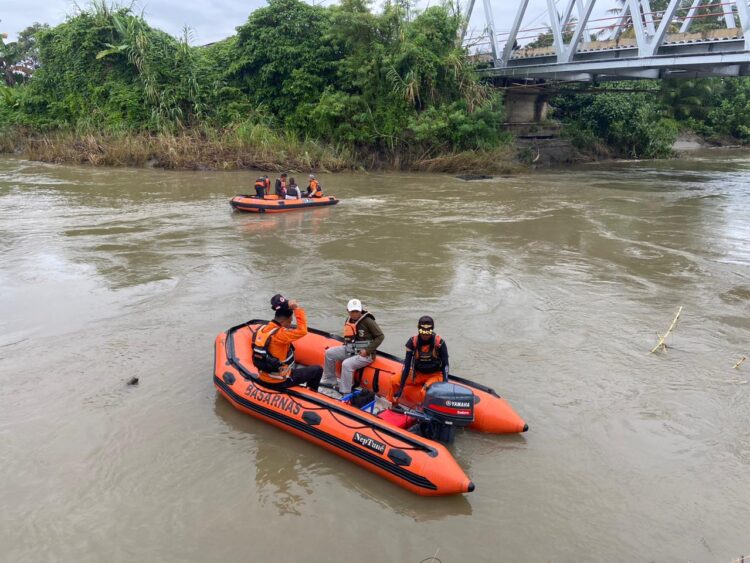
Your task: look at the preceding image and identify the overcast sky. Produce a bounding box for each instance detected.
[2,0,617,46]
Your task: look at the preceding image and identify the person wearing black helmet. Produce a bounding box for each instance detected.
[251,294,323,391]
[393,316,449,405]
[270,293,290,312]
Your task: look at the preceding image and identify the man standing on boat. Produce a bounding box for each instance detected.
[252,295,323,392]
[393,316,449,405]
[254,176,266,199]
[321,299,384,395]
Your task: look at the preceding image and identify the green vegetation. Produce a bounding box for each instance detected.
[1,22,48,86]
[3,0,750,170]
[0,0,511,171]
[548,0,750,159]
[552,87,679,159]
[552,77,750,158]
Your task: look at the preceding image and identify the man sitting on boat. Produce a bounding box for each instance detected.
[393,316,449,405]
[306,174,324,198]
[321,299,384,395]
[252,295,323,391]
[287,177,302,199]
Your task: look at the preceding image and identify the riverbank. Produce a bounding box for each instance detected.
[0,128,522,175]
[1,127,744,175]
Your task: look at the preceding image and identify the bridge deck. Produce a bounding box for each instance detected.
[476,30,750,81]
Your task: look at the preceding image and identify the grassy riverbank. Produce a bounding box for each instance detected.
[6,2,750,174]
[0,127,522,174]
[0,1,520,175]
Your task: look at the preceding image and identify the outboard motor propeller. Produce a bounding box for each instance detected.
[420,382,475,443]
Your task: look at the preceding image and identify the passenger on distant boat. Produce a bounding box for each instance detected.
[306,174,324,198]
[254,177,266,199]
[274,173,288,198]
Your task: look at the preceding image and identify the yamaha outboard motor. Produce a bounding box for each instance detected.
[420,382,475,443]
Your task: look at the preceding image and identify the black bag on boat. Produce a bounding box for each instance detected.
[350,390,375,408]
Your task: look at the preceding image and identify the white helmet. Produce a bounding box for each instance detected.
[347,298,362,312]
[309,174,315,179]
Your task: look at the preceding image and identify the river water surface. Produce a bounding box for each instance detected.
[1,154,749,562]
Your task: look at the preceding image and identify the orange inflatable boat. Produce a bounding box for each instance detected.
[230,194,339,213]
[214,320,527,496]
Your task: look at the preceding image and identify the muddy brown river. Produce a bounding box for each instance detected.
[1,154,748,562]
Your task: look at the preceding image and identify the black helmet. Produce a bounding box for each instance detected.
[271,294,290,311]
[417,315,434,335]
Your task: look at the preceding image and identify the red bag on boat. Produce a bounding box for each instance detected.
[378,409,417,429]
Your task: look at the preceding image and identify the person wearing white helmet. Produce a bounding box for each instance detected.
[305,174,324,198]
[321,298,384,395]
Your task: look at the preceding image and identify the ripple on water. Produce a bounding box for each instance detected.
[719,285,750,304]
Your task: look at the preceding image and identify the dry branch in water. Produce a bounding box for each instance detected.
[650,306,683,354]
[733,356,747,369]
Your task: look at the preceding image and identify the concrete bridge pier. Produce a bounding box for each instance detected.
[504,87,549,124]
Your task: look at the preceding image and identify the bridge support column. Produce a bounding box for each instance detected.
[504,89,549,125]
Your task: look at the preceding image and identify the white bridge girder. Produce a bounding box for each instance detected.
[463,0,750,80]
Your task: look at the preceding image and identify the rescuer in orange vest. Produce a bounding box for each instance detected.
[306,174,323,198]
[393,316,449,405]
[252,294,322,391]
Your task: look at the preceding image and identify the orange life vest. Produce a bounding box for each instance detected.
[309,179,322,197]
[255,179,265,190]
[253,324,294,383]
[343,312,372,352]
[411,335,443,377]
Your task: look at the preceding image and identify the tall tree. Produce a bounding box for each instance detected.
[1,23,49,85]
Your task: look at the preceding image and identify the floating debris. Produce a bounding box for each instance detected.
[733,356,746,370]
[456,174,492,181]
[650,306,683,354]
[126,377,139,386]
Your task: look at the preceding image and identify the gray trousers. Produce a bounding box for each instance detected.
[322,345,373,393]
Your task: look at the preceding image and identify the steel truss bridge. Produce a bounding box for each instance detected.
[463,0,750,81]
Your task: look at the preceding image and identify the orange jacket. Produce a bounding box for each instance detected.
[257,308,308,382]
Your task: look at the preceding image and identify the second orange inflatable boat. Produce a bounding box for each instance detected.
[230,194,339,213]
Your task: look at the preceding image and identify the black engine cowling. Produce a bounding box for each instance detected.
[419,382,475,443]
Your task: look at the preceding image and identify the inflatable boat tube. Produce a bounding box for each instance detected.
[289,324,529,434]
[230,194,339,213]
